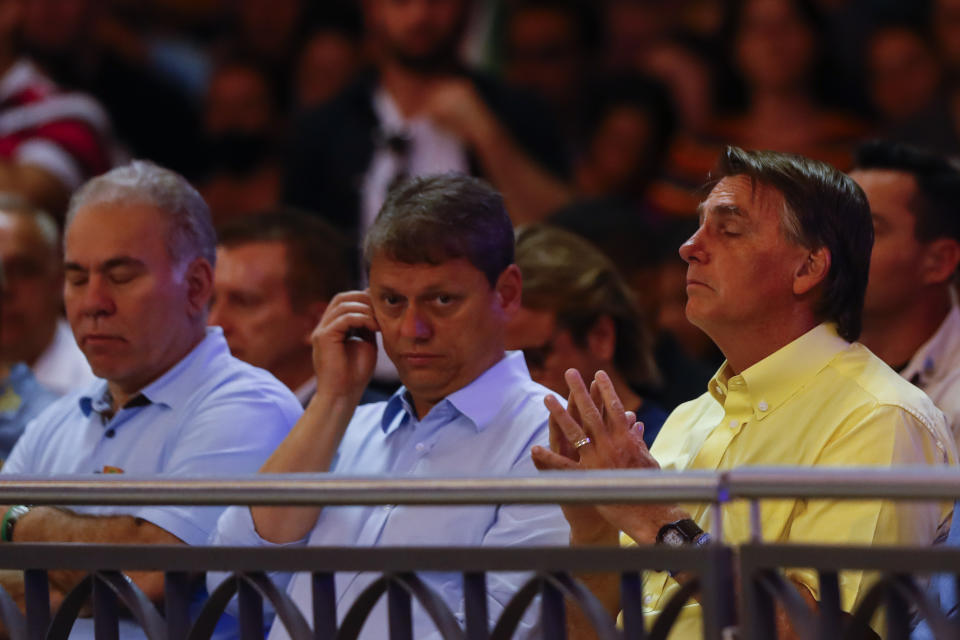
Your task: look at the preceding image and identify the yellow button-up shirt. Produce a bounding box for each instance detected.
[634,323,957,637]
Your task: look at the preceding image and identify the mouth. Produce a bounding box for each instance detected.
[686,279,710,289]
[399,353,442,366]
[81,334,126,347]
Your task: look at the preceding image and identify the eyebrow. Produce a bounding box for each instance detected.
[697,202,748,223]
[63,257,147,273]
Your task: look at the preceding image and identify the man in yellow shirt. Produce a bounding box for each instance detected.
[532,146,957,639]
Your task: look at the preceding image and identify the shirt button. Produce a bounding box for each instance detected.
[643,595,654,604]
[383,504,393,512]
[728,419,738,429]
[415,442,426,452]
[105,429,116,438]
[758,401,768,412]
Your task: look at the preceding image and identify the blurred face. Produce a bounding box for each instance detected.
[368,254,519,414]
[935,0,960,73]
[851,169,927,319]
[209,242,315,378]
[505,307,599,396]
[296,31,361,109]
[205,65,274,136]
[0,211,62,364]
[237,0,302,59]
[679,175,808,338]
[582,105,653,194]
[869,28,941,122]
[64,203,208,393]
[506,8,582,105]
[370,0,465,70]
[736,0,815,92]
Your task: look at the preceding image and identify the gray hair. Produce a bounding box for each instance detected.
[65,160,216,268]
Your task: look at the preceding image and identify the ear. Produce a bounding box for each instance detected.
[586,315,617,363]
[300,300,329,345]
[920,238,960,286]
[184,258,215,317]
[793,246,830,296]
[494,264,523,316]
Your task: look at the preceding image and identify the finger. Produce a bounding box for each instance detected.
[624,411,636,426]
[531,446,579,471]
[548,411,576,459]
[544,394,589,450]
[595,370,628,431]
[563,368,603,440]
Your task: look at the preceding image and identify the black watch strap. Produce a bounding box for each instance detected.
[656,518,708,546]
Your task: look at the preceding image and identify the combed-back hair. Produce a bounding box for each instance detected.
[855,139,960,243]
[363,173,514,287]
[712,146,873,342]
[515,224,661,391]
[66,160,216,268]
[217,209,353,311]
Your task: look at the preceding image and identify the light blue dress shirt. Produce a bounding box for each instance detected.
[210,350,570,640]
[3,327,303,639]
[913,503,960,639]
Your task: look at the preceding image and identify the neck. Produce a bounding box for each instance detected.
[379,61,443,119]
[860,289,952,367]
[710,310,818,375]
[272,351,316,394]
[106,326,206,409]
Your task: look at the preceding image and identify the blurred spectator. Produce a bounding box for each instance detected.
[602,0,671,71]
[0,363,56,462]
[502,0,602,150]
[638,34,714,136]
[0,196,95,395]
[283,0,572,241]
[867,23,942,126]
[195,58,283,225]
[211,210,386,406]
[293,5,365,112]
[574,74,676,201]
[506,225,667,447]
[853,141,960,448]
[20,0,197,179]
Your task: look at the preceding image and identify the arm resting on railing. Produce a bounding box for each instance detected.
[4,506,182,602]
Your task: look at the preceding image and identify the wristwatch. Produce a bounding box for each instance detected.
[656,518,711,546]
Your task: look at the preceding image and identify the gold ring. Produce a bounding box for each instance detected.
[573,437,592,450]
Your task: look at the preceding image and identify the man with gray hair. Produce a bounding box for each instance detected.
[0,161,302,634]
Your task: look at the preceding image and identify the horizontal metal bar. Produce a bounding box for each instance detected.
[0,467,959,507]
[0,543,765,573]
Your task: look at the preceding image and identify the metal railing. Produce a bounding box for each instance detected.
[0,467,958,639]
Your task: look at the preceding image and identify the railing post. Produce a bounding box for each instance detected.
[540,576,566,640]
[700,546,736,640]
[164,571,192,640]
[463,572,488,640]
[312,572,336,640]
[816,571,842,640]
[885,575,911,640]
[387,578,413,640]
[23,569,49,640]
[620,571,646,640]
[92,574,119,640]
[238,576,264,640]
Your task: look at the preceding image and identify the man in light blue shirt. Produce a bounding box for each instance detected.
[0,161,302,635]
[0,363,57,460]
[210,173,570,639]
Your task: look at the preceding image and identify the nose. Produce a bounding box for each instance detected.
[399,304,432,340]
[77,274,116,318]
[679,227,707,264]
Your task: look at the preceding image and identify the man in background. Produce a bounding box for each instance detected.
[210,210,386,405]
[852,140,960,449]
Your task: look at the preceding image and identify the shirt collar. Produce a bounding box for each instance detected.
[902,304,960,388]
[379,351,525,434]
[77,327,228,416]
[708,323,849,421]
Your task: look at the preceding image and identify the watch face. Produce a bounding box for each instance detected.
[661,527,688,546]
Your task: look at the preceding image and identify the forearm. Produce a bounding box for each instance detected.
[251,390,359,543]
[10,506,181,601]
[464,116,572,225]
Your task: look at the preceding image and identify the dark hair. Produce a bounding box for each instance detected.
[713,146,873,341]
[855,140,960,243]
[217,209,353,311]
[515,225,660,391]
[363,174,515,287]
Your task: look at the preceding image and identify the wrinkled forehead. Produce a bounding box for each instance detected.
[700,175,787,220]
